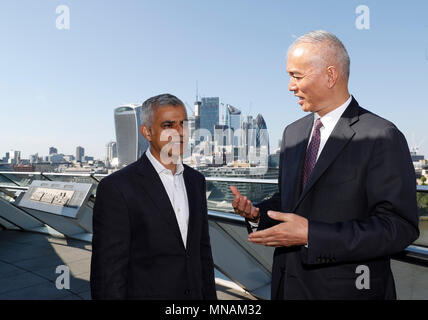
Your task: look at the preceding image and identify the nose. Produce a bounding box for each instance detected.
[177,124,184,137]
[288,77,297,92]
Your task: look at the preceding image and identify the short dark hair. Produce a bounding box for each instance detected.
[141,93,185,126]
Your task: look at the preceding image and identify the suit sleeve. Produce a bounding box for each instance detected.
[200,176,217,300]
[302,126,420,265]
[90,178,131,299]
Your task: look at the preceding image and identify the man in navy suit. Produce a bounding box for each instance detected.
[231,30,419,299]
[91,94,217,299]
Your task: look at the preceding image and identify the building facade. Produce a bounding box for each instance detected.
[199,97,219,137]
[114,104,149,167]
[76,146,85,162]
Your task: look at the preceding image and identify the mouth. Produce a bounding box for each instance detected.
[296,96,305,105]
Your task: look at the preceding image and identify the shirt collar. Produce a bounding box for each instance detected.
[314,95,352,129]
[146,147,184,176]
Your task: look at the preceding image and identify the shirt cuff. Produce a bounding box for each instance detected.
[248,220,259,232]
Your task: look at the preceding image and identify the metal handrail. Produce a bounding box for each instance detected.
[1,171,428,189]
[208,210,245,223]
[417,185,428,193]
[0,171,44,176]
[205,177,277,184]
[0,185,29,191]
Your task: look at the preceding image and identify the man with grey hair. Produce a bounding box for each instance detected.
[231,30,419,299]
[91,93,217,300]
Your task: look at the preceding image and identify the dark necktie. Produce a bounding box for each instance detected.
[302,118,323,190]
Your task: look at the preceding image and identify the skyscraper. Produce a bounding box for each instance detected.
[76,146,85,162]
[250,114,269,166]
[8,150,21,165]
[49,147,58,155]
[114,104,149,167]
[213,124,233,165]
[240,116,253,162]
[105,141,118,166]
[30,154,39,164]
[225,104,242,146]
[240,114,269,165]
[199,97,219,136]
[254,114,269,152]
[192,99,202,147]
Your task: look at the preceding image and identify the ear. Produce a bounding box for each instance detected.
[326,66,339,88]
[140,125,152,142]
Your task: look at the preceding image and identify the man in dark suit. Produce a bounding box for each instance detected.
[91,94,217,300]
[231,30,419,300]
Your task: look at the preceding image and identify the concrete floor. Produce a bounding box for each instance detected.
[0,230,255,300]
[1,229,426,300]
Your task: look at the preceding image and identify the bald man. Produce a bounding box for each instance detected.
[231,30,419,300]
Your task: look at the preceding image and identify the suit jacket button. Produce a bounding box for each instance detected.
[184,289,191,295]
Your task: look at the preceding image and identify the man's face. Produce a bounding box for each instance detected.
[140,105,188,161]
[286,43,330,113]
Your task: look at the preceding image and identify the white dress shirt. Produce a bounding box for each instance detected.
[146,148,190,248]
[249,95,352,235]
[308,95,352,160]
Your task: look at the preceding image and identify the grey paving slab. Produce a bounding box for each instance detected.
[0,281,75,300]
[215,284,256,300]
[32,259,91,282]
[392,259,428,300]
[13,252,91,272]
[0,231,56,244]
[30,268,91,294]
[76,290,92,300]
[70,275,91,294]
[0,247,60,264]
[0,261,28,279]
[58,294,84,300]
[12,254,70,271]
[0,230,253,300]
[0,271,48,295]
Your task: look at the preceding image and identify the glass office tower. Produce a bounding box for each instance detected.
[200,97,219,136]
[225,104,242,146]
[114,104,149,167]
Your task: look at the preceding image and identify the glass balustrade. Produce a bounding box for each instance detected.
[0,171,427,248]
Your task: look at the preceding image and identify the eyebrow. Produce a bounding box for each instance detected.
[161,121,175,126]
[160,119,188,126]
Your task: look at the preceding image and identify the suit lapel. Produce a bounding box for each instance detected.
[136,153,185,249]
[293,98,360,212]
[283,114,314,211]
[183,167,198,252]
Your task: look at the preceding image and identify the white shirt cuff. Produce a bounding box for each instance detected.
[248,220,259,231]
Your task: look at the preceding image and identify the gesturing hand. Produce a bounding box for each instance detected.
[248,211,308,247]
[230,185,260,223]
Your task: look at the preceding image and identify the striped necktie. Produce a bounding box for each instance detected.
[302,118,323,190]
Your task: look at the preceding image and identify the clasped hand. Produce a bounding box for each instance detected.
[230,186,309,247]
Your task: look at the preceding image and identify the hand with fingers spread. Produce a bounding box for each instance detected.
[248,210,308,247]
[230,185,260,223]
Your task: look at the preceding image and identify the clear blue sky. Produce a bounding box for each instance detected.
[1,0,428,159]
